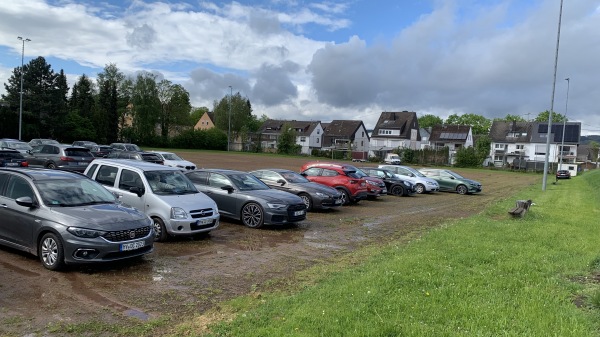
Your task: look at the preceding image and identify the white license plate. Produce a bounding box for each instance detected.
[294,210,305,216]
[120,240,145,251]
[6,162,19,166]
[335,199,342,204]
[78,162,89,165]
[382,189,387,193]
[197,218,213,225]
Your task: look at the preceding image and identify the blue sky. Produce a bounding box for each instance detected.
[1,0,599,134]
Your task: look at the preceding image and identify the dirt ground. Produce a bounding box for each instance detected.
[0,151,539,336]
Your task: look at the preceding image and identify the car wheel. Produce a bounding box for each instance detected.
[39,233,65,271]
[153,217,168,242]
[336,188,350,205]
[299,193,313,211]
[242,202,264,228]
[391,185,405,196]
[456,185,468,195]
[46,162,56,169]
[415,184,425,194]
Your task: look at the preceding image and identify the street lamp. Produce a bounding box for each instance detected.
[228,86,232,151]
[558,78,570,172]
[18,36,31,141]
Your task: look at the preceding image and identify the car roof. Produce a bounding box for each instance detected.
[192,168,247,175]
[148,150,172,154]
[302,162,356,170]
[91,159,176,171]
[0,167,85,181]
[252,168,293,173]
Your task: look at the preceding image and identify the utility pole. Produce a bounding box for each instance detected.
[18,36,31,140]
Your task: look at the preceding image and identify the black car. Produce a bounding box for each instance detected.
[0,149,29,168]
[106,151,164,165]
[556,170,571,179]
[359,167,416,196]
[250,168,343,211]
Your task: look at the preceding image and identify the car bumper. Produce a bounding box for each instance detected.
[265,204,307,224]
[314,195,344,209]
[62,232,155,264]
[425,185,440,192]
[166,215,220,235]
[57,164,91,172]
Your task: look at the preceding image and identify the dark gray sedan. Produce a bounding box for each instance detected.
[250,168,343,211]
[185,169,307,228]
[0,168,154,270]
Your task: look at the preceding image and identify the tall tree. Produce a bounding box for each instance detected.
[445,113,491,135]
[534,110,568,123]
[418,114,443,129]
[493,114,527,122]
[277,122,300,155]
[96,64,125,143]
[213,92,254,143]
[70,74,95,119]
[157,80,192,139]
[131,72,161,143]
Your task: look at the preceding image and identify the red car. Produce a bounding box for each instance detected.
[300,162,368,205]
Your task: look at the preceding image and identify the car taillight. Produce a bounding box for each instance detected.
[60,156,74,161]
[21,161,28,167]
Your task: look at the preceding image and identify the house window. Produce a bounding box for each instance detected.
[361,141,364,146]
[516,145,524,150]
[495,143,506,149]
[317,129,320,134]
[300,137,306,142]
[316,138,319,143]
[378,129,392,135]
[494,155,502,161]
[362,131,364,137]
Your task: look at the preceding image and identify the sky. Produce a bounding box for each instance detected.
[0,0,599,135]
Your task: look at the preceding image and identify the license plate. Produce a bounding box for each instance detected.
[382,189,387,193]
[120,240,145,251]
[78,162,89,165]
[335,199,342,204]
[196,218,213,225]
[294,210,305,216]
[6,162,18,166]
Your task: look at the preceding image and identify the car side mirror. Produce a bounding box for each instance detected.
[15,196,37,208]
[129,186,145,197]
[449,176,455,179]
[221,185,234,194]
[277,179,286,186]
[300,172,307,177]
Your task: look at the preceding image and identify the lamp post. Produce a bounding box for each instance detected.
[558,77,570,172]
[18,36,31,141]
[228,86,232,151]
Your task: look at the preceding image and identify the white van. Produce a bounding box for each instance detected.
[384,153,401,165]
[378,164,440,194]
[84,159,220,241]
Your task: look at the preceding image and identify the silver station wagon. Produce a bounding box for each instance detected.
[0,168,154,270]
[84,159,220,241]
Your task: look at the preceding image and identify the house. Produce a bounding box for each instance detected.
[370,111,421,159]
[194,111,215,130]
[428,125,473,164]
[321,120,370,161]
[419,127,431,149]
[489,121,581,173]
[257,120,323,155]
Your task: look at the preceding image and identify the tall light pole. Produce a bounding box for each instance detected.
[228,86,232,151]
[542,0,564,191]
[18,36,31,141]
[558,78,570,171]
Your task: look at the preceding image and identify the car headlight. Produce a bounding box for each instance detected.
[367,180,378,186]
[171,207,188,219]
[67,227,107,238]
[403,181,411,187]
[315,192,327,197]
[267,203,287,210]
[426,181,436,186]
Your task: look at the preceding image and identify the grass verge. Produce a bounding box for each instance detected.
[176,170,600,336]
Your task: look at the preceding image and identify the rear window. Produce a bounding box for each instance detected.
[65,149,93,157]
[142,154,161,161]
[0,151,24,159]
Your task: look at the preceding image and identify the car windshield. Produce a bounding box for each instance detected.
[36,178,116,207]
[447,171,465,179]
[161,153,182,160]
[403,167,426,177]
[229,173,270,191]
[7,142,32,150]
[280,171,310,183]
[125,144,141,151]
[41,139,59,145]
[144,170,198,195]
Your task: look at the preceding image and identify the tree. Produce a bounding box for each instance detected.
[213,92,254,144]
[493,114,526,122]
[157,80,191,139]
[70,74,96,119]
[534,110,567,123]
[131,72,161,144]
[590,141,600,168]
[445,113,491,135]
[96,64,125,143]
[418,114,443,129]
[277,123,300,155]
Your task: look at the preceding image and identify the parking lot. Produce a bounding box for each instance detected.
[0,151,539,335]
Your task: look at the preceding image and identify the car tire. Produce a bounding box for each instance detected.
[391,185,405,196]
[299,193,313,211]
[153,217,168,242]
[336,188,350,205]
[241,202,264,228]
[415,184,425,194]
[456,185,468,195]
[46,162,56,169]
[39,232,65,271]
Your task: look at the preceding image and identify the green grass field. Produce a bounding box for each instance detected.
[175,170,600,337]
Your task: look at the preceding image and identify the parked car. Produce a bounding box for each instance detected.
[0,149,29,167]
[106,151,164,165]
[72,140,98,149]
[250,168,343,211]
[84,159,220,241]
[347,164,387,198]
[383,153,401,165]
[110,143,142,152]
[299,162,368,205]
[0,139,33,154]
[149,151,196,170]
[556,170,571,179]
[418,168,482,195]
[358,167,415,196]
[28,139,60,147]
[90,145,113,158]
[26,144,94,172]
[185,169,307,228]
[0,167,154,270]
[378,164,440,194]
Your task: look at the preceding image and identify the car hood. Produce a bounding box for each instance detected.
[295,182,340,196]
[156,192,217,210]
[164,160,195,167]
[50,203,150,229]
[239,189,303,204]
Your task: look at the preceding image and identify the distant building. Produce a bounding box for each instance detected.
[194,111,215,130]
[370,111,421,159]
[257,120,323,155]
